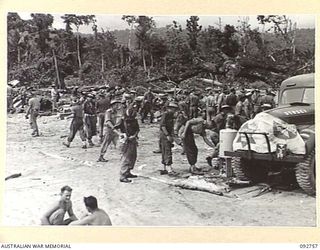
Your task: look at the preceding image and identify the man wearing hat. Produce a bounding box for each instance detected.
[189,91,199,119]
[243,91,254,119]
[216,87,228,114]
[252,89,263,117]
[96,92,111,144]
[117,102,140,183]
[63,98,87,149]
[122,92,133,108]
[159,102,178,175]
[97,99,121,162]
[261,103,272,111]
[141,87,155,123]
[235,93,246,118]
[83,94,97,146]
[25,91,41,137]
[206,90,216,123]
[225,87,237,110]
[181,105,234,172]
[261,89,276,109]
[213,105,234,132]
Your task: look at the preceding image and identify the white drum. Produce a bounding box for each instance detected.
[219,128,238,157]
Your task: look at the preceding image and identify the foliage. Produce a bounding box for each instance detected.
[186,16,202,51]
[7,13,315,90]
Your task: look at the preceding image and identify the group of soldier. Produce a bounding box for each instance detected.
[22,83,277,182]
[10,81,278,226]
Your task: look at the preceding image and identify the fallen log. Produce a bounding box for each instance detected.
[5,173,22,181]
[139,174,230,196]
[196,78,224,87]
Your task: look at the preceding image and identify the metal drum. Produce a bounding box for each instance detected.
[219,128,238,157]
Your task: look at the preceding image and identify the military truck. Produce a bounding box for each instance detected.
[225,73,315,195]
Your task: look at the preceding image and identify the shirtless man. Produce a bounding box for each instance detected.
[70,196,112,225]
[41,185,78,225]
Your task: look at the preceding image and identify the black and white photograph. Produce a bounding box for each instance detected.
[5,13,316,227]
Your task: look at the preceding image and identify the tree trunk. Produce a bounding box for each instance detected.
[261,24,265,46]
[150,53,154,68]
[128,23,133,50]
[52,49,61,89]
[76,30,82,68]
[101,53,105,73]
[142,48,147,72]
[17,46,21,67]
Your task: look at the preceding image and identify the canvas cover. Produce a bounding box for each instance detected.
[233,112,306,155]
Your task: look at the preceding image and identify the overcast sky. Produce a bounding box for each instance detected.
[17,13,315,33]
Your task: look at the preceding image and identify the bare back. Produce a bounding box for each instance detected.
[87,209,112,225]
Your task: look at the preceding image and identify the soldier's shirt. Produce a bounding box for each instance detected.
[28,97,41,111]
[160,111,175,136]
[213,113,226,131]
[261,95,275,107]
[226,93,237,106]
[119,114,140,137]
[217,93,227,107]
[189,94,199,107]
[96,97,111,113]
[105,108,118,128]
[83,100,96,115]
[235,101,245,116]
[71,104,84,118]
[144,92,155,103]
[206,95,216,107]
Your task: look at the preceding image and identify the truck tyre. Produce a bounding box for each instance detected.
[231,157,268,183]
[295,150,315,196]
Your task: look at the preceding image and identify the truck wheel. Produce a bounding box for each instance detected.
[295,150,315,196]
[231,157,268,183]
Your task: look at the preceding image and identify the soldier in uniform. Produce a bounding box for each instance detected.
[83,94,97,146]
[216,87,228,114]
[152,93,169,154]
[159,102,178,175]
[205,105,237,167]
[206,90,216,123]
[225,87,237,111]
[261,89,276,109]
[243,91,254,119]
[252,89,263,117]
[63,98,87,149]
[235,93,246,118]
[141,87,155,123]
[97,100,121,162]
[25,91,41,137]
[96,92,111,144]
[51,84,59,113]
[261,103,273,111]
[117,103,140,183]
[189,91,199,119]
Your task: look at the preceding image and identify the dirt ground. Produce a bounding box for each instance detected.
[3,113,316,226]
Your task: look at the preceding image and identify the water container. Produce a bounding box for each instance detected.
[219,128,238,157]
